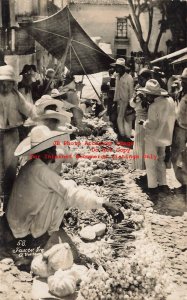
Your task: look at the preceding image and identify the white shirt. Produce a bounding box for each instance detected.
[0,90,33,129]
[114,73,134,104]
[6,159,104,238]
[143,96,176,146]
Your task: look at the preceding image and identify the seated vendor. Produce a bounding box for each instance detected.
[6,125,123,263]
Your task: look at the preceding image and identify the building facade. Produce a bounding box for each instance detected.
[0,0,67,73]
[68,0,172,59]
[0,0,172,73]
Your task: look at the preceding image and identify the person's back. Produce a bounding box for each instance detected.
[145,96,176,147]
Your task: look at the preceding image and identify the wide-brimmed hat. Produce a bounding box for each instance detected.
[33,109,72,124]
[110,58,126,68]
[139,68,152,76]
[15,125,67,156]
[0,65,16,81]
[181,68,187,80]
[51,88,66,98]
[35,95,68,113]
[137,79,168,96]
[36,94,75,112]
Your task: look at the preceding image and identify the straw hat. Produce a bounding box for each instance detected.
[36,94,75,113]
[34,109,72,124]
[14,125,67,156]
[137,79,168,96]
[139,68,152,76]
[181,68,187,80]
[35,95,67,112]
[0,65,16,81]
[24,109,73,127]
[51,88,66,98]
[111,58,126,68]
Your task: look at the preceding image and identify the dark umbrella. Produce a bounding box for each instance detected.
[20,6,114,75]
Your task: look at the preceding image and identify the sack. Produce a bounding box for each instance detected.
[48,269,76,298]
[31,254,50,278]
[44,243,74,273]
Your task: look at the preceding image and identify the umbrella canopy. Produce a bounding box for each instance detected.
[171,54,187,65]
[151,47,187,64]
[20,6,114,75]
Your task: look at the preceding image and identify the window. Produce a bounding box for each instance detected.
[116,17,128,38]
[116,49,126,59]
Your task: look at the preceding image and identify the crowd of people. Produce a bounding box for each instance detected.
[0,52,186,267]
[0,59,124,267]
[103,58,187,195]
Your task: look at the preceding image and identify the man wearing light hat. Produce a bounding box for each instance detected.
[112,58,134,140]
[0,65,35,209]
[171,68,187,191]
[138,79,176,193]
[6,125,123,253]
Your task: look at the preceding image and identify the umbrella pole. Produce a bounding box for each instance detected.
[43,39,71,94]
[71,45,101,101]
[80,75,84,99]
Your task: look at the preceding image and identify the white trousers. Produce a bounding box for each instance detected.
[145,140,166,188]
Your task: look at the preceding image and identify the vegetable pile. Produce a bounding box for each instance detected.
[30,125,174,299]
[79,240,173,300]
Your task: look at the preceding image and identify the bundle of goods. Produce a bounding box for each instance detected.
[31,243,88,298]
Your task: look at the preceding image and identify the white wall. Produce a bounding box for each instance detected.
[69,4,172,56]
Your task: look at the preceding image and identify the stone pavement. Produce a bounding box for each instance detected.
[131,167,187,300]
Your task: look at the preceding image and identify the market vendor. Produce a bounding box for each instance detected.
[0,65,35,210]
[27,109,76,172]
[6,125,123,259]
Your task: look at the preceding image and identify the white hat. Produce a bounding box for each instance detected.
[181,68,187,79]
[34,109,72,124]
[35,95,64,111]
[0,65,16,81]
[35,95,75,113]
[137,79,168,96]
[51,88,65,98]
[14,125,67,156]
[111,58,126,68]
[139,68,152,76]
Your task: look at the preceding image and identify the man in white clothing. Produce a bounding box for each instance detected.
[138,79,176,192]
[6,126,123,258]
[113,58,134,141]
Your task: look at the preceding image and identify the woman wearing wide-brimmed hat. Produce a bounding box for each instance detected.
[0,65,35,209]
[137,79,176,193]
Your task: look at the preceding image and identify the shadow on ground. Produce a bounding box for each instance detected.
[135,175,187,217]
